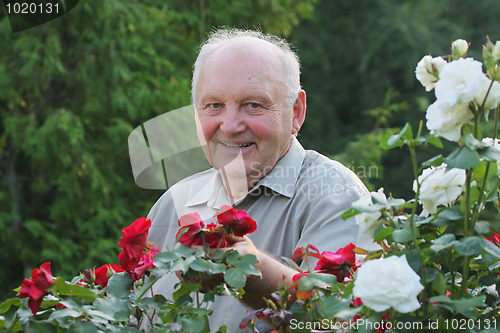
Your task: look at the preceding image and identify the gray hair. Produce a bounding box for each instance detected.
[191,28,302,106]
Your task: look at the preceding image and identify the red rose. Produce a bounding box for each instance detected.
[130,246,160,280]
[176,212,205,246]
[204,223,228,248]
[314,243,361,282]
[19,262,54,315]
[94,264,126,287]
[216,205,257,237]
[118,217,151,265]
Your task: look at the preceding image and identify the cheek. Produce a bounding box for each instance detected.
[256,111,287,133]
[197,116,218,140]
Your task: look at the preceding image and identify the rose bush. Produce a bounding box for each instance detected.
[0,207,261,332]
[240,37,500,332]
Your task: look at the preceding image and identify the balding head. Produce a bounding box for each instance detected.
[191,28,301,106]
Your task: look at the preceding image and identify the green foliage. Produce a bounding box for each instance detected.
[0,241,260,332]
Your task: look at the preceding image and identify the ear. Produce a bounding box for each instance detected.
[291,90,306,135]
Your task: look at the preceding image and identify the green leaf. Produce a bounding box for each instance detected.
[235,254,259,267]
[173,282,200,301]
[486,176,500,202]
[481,238,500,258]
[225,250,242,266]
[474,221,491,234]
[28,321,58,333]
[67,321,98,333]
[224,268,246,289]
[48,307,82,321]
[438,207,463,221]
[179,314,209,333]
[454,236,482,256]
[154,251,178,263]
[190,257,211,273]
[136,274,160,300]
[399,122,413,141]
[104,272,134,299]
[473,160,497,185]
[322,296,351,318]
[298,272,337,291]
[444,147,480,169]
[431,272,446,294]
[206,261,227,275]
[430,234,456,252]
[175,244,203,257]
[374,226,394,242]
[228,254,260,276]
[93,297,131,321]
[379,131,404,150]
[85,308,116,321]
[380,123,413,149]
[392,227,413,243]
[53,278,97,302]
[427,135,444,148]
[453,295,486,319]
[0,297,22,315]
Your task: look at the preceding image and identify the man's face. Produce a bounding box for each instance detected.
[195,41,300,187]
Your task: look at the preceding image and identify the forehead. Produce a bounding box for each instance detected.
[197,39,286,99]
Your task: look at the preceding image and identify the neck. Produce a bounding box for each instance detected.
[219,169,250,203]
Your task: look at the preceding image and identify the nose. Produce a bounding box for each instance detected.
[219,106,246,134]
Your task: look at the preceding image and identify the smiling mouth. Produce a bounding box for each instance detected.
[220,142,254,148]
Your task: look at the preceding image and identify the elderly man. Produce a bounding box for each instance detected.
[147,28,369,332]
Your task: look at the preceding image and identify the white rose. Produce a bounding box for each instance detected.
[493,41,500,61]
[354,211,383,237]
[451,39,469,58]
[413,163,466,215]
[474,75,500,110]
[353,255,424,313]
[352,188,405,237]
[425,100,473,141]
[353,191,383,237]
[435,58,484,108]
[415,55,447,92]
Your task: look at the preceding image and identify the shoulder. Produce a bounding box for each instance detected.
[297,150,368,198]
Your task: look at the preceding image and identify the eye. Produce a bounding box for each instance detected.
[249,102,261,109]
[209,103,222,109]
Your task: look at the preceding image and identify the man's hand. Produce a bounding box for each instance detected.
[176,235,299,310]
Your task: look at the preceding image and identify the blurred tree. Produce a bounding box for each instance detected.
[0,0,318,298]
